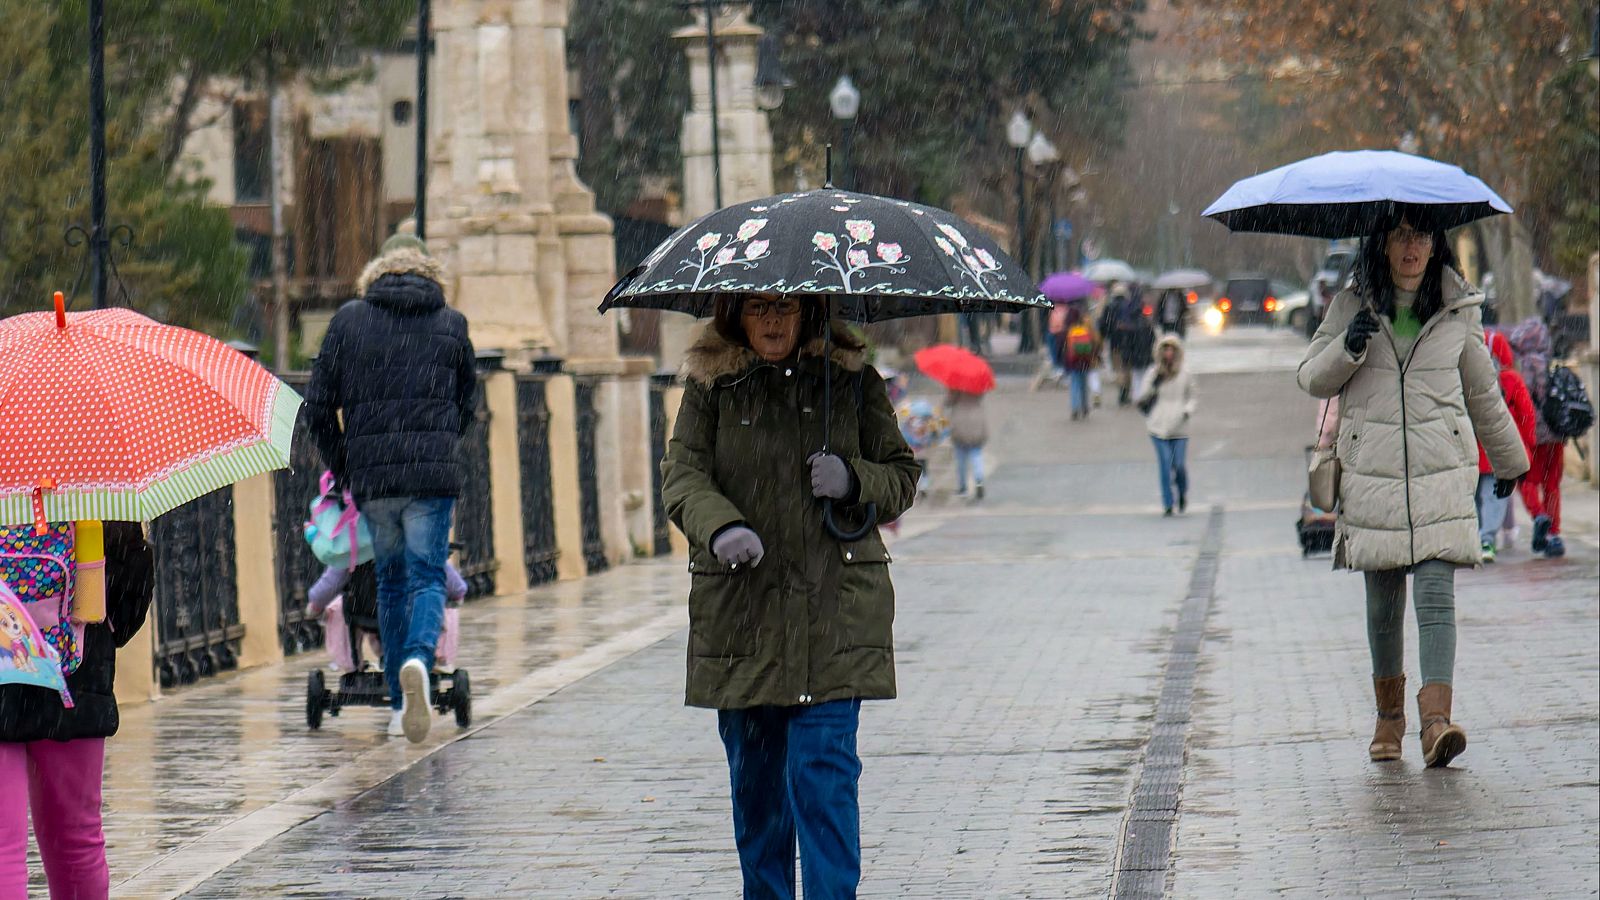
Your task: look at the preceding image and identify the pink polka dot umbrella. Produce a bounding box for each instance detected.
[0,293,301,531]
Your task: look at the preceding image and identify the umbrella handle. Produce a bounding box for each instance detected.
[823,498,878,542]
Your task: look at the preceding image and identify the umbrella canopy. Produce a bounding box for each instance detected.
[599,188,1048,321]
[1202,150,1512,238]
[1152,268,1212,291]
[1081,259,1138,284]
[1040,271,1096,304]
[913,344,996,395]
[0,297,301,529]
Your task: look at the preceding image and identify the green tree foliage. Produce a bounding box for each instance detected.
[570,1,1145,212]
[0,0,247,329]
[1527,61,1599,281]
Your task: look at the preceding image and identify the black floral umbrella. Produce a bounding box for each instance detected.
[600,187,1044,542]
[599,188,1048,320]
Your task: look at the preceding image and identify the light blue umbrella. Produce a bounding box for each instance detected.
[1203,150,1512,239]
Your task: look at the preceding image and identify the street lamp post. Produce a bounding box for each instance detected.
[1024,130,1059,353]
[416,0,430,240]
[829,76,860,190]
[88,0,108,309]
[1007,111,1034,351]
[678,2,786,210]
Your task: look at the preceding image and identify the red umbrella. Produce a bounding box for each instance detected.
[0,292,301,530]
[914,344,995,395]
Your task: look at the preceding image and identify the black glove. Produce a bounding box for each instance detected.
[807,453,854,500]
[711,526,764,567]
[1344,308,1380,356]
[1493,477,1520,499]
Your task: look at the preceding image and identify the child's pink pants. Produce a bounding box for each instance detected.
[0,738,109,899]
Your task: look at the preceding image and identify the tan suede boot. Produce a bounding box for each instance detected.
[1369,675,1406,762]
[1418,682,1467,768]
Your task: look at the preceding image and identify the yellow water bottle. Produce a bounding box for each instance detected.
[73,520,107,624]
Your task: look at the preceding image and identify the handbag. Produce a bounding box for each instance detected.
[1307,396,1341,512]
[304,471,375,571]
[1136,375,1161,416]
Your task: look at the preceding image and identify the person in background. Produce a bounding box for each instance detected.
[306,233,478,742]
[1061,297,1102,421]
[897,399,948,498]
[1156,288,1188,337]
[0,523,153,899]
[1508,317,1566,559]
[307,560,470,678]
[1475,331,1537,563]
[945,388,989,501]
[1136,335,1196,516]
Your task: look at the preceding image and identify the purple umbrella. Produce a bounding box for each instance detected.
[1040,272,1095,305]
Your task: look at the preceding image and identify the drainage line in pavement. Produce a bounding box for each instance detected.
[1111,506,1223,899]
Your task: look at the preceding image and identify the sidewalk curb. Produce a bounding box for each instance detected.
[115,607,688,899]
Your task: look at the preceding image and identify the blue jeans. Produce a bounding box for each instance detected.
[953,445,984,494]
[1068,370,1090,416]
[1475,474,1508,545]
[362,496,454,709]
[718,700,863,899]
[1152,437,1189,510]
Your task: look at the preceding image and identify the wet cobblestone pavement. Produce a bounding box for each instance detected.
[86,330,1597,899]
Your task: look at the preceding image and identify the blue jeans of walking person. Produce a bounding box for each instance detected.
[1068,370,1090,418]
[718,700,863,899]
[953,444,984,495]
[1474,474,1509,546]
[362,496,455,710]
[1152,437,1189,511]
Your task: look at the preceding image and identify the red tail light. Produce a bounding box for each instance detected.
[1265,297,1278,312]
[1218,298,1232,313]
[1186,291,1198,305]
[1142,305,1153,317]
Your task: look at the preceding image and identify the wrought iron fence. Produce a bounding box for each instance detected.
[575,377,608,573]
[454,375,497,598]
[649,375,673,556]
[272,373,325,656]
[516,374,559,585]
[151,486,244,688]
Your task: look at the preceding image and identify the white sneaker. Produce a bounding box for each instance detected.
[399,658,432,743]
[387,710,405,737]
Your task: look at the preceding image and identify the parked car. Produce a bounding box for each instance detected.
[1274,290,1312,330]
[1216,274,1275,327]
[1306,244,1357,337]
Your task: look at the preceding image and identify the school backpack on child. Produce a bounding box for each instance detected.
[1541,364,1594,439]
[1065,322,1098,365]
[0,523,82,705]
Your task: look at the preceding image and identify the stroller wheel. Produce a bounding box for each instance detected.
[306,669,326,730]
[453,669,472,728]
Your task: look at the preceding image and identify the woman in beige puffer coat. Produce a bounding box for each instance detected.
[1136,335,1196,516]
[1299,221,1528,769]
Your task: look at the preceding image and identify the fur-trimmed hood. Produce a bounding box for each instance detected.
[356,246,445,298]
[680,321,865,387]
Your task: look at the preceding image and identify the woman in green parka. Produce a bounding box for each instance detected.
[661,292,918,898]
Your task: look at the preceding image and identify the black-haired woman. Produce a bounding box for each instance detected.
[1298,220,1528,768]
[662,293,919,896]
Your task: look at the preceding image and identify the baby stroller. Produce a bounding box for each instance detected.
[1296,446,1336,558]
[305,561,472,730]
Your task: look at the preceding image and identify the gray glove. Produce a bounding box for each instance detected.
[807,453,854,500]
[711,526,764,567]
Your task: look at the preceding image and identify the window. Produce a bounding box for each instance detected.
[233,100,270,204]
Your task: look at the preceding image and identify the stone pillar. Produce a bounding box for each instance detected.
[544,373,587,581]
[484,371,530,595]
[429,0,622,368]
[663,384,690,557]
[661,10,777,371]
[232,473,283,670]
[615,360,657,556]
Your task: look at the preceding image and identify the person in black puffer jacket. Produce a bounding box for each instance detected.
[306,234,476,743]
[0,522,154,898]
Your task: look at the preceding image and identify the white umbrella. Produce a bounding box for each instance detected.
[1152,268,1213,291]
[1082,259,1137,283]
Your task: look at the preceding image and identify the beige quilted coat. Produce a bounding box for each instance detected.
[1298,270,1529,571]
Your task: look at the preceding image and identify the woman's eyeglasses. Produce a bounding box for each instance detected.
[1389,228,1432,249]
[743,298,803,318]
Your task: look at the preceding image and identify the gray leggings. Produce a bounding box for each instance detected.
[1364,560,1457,686]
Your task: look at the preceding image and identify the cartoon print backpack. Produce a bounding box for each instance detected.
[0,523,82,705]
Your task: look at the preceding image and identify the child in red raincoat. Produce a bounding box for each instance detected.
[1476,331,1537,562]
